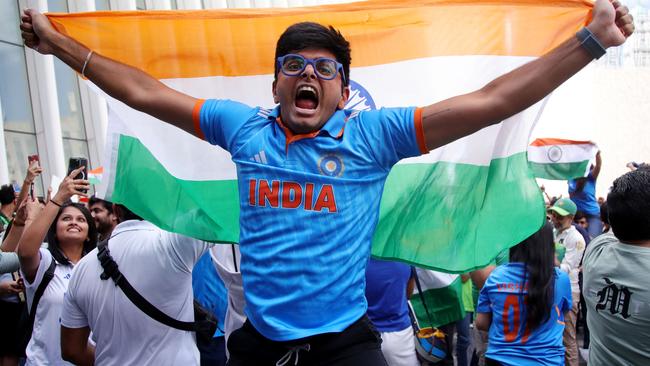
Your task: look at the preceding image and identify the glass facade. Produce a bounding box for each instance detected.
[48,0,93,176]
[95,0,111,10]
[0,1,21,45]
[0,1,43,195]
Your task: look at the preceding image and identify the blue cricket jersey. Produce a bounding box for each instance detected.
[192,252,228,337]
[568,173,599,216]
[477,263,572,366]
[196,99,425,341]
[365,258,413,332]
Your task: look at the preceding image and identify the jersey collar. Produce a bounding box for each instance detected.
[269,106,347,143]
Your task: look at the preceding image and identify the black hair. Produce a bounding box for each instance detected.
[45,202,98,266]
[274,22,351,86]
[0,184,14,205]
[607,170,650,241]
[574,210,586,222]
[637,163,650,172]
[509,222,556,331]
[114,204,143,223]
[88,195,113,212]
[599,202,609,225]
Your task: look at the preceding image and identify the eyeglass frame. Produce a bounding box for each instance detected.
[276,54,347,84]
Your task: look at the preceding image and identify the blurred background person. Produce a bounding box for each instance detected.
[476,223,571,366]
[583,169,650,365]
[17,168,96,365]
[365,258,418,366]
[549,198,585,366]
[0,185,16,236]
[88,196,117,241]
[568,151,602,238]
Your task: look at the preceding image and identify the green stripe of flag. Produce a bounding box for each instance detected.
[411,276,465,328]
[114,135,545,273]
[528,161,590,180]
[372,152,546,272]
[111,135,240,242]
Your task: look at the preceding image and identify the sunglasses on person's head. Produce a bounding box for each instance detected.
[277,54,346,83]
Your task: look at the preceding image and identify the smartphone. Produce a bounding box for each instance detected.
[28,154,39,165]
[27,155,39,198]
[68,157,89,193]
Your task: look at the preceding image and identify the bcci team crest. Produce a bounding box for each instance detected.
[547,145,563,162]
[318,155,345,177]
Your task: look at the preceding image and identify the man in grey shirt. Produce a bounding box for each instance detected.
[0,252,20,274]
[583,169,650,365]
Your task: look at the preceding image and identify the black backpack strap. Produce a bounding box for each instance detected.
[97,239,196,332]
[413,269,436,328]
[26,258,56,333]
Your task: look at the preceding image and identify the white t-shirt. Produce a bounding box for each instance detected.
[61,220,211,366]
[555,225,586,295]
[22,248,75,366]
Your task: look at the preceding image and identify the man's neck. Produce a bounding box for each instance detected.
[621,239,650,248]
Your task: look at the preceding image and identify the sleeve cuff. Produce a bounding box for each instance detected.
[192,99,206,140]
[414,107,428,154]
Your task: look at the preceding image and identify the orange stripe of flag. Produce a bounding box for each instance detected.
[47,0,592,79]
[89,167,104,175]
[529,138,593,147]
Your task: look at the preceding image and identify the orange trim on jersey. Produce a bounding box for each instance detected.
[192,99,206,140]
[529,138,593,147]
[335,123,346,139]
[275,117,321,152]
[414,107,427,154]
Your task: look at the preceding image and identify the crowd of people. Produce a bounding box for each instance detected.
[0,0,645,365]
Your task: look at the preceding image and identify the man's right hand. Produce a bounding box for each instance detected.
[20,9,58,55]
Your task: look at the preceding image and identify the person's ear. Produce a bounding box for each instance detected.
[272,80,279,104]
[337,86,350,110]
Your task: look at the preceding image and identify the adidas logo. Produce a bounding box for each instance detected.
[250,150,268,164]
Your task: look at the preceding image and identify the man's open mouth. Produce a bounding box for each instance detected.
[295,85,319,110]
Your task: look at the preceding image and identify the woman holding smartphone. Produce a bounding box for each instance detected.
[475,223,572,366]
[18,167,97,365]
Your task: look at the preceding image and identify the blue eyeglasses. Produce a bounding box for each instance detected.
[277,54,346,83]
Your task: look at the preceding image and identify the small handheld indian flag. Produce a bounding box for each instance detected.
[410,269,464,328]
[88,167,103,185]
[528,138,598,180]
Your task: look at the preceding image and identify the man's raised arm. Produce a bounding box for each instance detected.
[420,0,634,151]
[20,9,199,137]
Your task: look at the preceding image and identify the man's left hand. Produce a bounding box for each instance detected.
[588,0,635,49]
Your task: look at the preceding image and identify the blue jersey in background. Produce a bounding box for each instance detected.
[477,263,571,366]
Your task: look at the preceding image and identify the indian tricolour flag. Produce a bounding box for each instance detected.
[88,167,103,185]
[528,138,598,180]
[411,269,465,328]
[48,0,592,272]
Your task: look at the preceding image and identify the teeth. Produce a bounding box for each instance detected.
[298,85,317,95]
